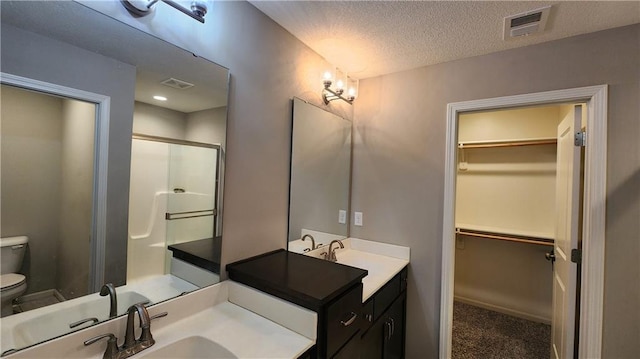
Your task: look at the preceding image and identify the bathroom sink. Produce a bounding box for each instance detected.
[140,336,237,358]
[12,291,150,348]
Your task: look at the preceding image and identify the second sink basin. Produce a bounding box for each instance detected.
[140,336,237,358]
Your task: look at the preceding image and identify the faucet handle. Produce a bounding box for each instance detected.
[84,333,118,358]
[150,312,168,321]
[70,317,99,329]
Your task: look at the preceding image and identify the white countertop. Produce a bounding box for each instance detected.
[305,238,410,302]
[336,249,409,302]
[8,281,316,359]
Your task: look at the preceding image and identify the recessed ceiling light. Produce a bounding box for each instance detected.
[153,95,167,101]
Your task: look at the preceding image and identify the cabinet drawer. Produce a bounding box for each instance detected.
[373,273,400,321]
[326,284,362,357]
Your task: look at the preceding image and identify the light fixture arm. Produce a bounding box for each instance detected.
[322,80,354,105]
[122,0,207,23]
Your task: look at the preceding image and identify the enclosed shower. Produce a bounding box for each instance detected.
[127,134,221,284]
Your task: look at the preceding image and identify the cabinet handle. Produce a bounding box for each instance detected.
[340,312,358,327]
[385,321,392,340]
[389,317,395,337]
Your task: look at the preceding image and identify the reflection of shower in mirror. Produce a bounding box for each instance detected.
[128,137,220,285]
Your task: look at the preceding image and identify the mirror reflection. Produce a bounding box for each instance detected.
[287,98,351,254]
[1,85,97,305]
[0,0,228,354]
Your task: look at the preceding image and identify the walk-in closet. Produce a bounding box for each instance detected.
[452,103,584,358]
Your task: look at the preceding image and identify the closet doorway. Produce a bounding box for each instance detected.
[440,86,608,359]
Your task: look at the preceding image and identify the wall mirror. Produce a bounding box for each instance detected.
[287,98,351,254]
[0,1,228,354]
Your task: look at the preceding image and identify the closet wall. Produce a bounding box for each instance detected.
[454,104,579,323]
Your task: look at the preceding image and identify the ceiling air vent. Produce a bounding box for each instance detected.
[503,6,551,40]
[161,77,194,90]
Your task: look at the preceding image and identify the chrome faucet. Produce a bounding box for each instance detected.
[301,234,317,251]
[323,239,344,262]
[100,283,118,318]
[84,304,162,359]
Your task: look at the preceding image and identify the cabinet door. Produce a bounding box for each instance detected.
[361,319,383,359]
[382,293,406,359]
[333,332,361,359]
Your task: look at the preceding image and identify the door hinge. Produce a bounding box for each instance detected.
[574,131,586,147]
[571,248,582,263]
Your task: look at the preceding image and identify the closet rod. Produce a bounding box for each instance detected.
[455,229,554,247]
[458,138,557,149]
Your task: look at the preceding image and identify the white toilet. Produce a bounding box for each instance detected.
[1,236,28,317]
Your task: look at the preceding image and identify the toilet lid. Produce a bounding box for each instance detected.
[0,273,25,290]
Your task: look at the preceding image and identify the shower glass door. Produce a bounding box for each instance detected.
[164,143,220,272]
[127,136,220,283]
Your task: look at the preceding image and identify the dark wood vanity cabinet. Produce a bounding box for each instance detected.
[361,292,406,359]
[226,250,407,359]
[324,283,363,357]
[361,268,408,359]
[226,250,368,359]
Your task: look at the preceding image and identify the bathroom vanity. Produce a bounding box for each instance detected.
[228,238,410,359]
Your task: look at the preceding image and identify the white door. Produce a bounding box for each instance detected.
[551,105,582,359]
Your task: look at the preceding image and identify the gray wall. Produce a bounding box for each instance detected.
[58,99,95,299]
[351,24,640,358]
[1,87,95,299]
[0,86,62,294]
[1,24,136,287]
[185,107,227,147]
[133,101,187,139]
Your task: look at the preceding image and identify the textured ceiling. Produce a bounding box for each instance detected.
[250,1,640,79]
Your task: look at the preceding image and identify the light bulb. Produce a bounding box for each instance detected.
[348,87,356,97]
[336,80,344,89]
[323,71,332,80]
[153,95,167,101]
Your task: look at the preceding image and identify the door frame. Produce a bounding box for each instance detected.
[439,85,608,359]
[1,72,111,293]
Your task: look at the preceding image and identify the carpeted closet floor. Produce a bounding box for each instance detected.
[452,301,551,359]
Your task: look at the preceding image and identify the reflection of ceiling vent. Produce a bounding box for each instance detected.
[503,6,551,40]
[161,78,194,89]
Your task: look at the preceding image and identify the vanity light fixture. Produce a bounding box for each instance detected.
[122,0,208,24]
[153,95,167,101]
[322,68,358,105]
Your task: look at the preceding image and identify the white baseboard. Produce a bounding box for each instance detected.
[454,295,551,325]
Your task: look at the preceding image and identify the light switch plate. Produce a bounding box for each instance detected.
[354,212,363,226]
[338,210,347,224]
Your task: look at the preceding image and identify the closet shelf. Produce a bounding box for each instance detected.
[458,137,557,149]
[455,227,554,247]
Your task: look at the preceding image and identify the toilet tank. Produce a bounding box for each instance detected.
[0,236,28,274]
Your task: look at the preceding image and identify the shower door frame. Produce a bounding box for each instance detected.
[131,133,223,238]
[1,72,111,293]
